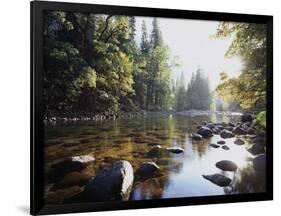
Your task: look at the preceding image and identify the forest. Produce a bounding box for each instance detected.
[43,11,268,204]
[43,11,267,121]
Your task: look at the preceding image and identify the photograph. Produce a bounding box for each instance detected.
[42,10,268,205]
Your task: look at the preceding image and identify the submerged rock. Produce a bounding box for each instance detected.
[197,126,213,138]
[209,143,220,148]
[241,113,253,123]
[215,160,238,171]
[51,172,90,191]
[191,133,203,140]
[166,147,184,154]
[247,143,265,155]
[46,186,83,204]
[147,145,167,157]
[84,160,134,201]
[137,162,160,176]
[49,155,95,181]
[222,145,230,150]
[202,174,231,187]
[247,127,256,135]
[220,130,235,139]
[217,140,226,145]
[232,126,246,135]
[206,123,215,129]
[234,138,245,145]
[225,126,234,131]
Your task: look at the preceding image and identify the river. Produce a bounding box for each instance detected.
[44,112,266,203]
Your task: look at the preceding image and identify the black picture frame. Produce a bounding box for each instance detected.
[31,1,273,215]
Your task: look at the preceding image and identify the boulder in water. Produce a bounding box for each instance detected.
[241,113,253,123]
[197,126,213,138]
[217,140,226,145]
[247,143,265,155]
[215,160,238,171]
[222,145,230,150]
[202,174,231,187]
[166,147,184,154]
[137,162,160,176]
[220,130,235,139]
[49,155,95,181]
[84,160,134,201]
[191,133,203,140]
[234,138,245,145]
[209,143,220,148]
[232,127,246,135]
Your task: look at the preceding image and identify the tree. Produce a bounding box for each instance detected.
[175,72,186,111]
[185,68,211,110]
[140,21,150,55]
[145,18,171,110]
[214,22,266,109]
[43,12,173,115]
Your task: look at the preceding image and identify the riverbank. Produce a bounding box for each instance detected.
[44,110,243,124]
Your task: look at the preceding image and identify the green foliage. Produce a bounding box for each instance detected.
[214,22,266,109]
[254,111,266,129]
[185,69,211,110]
[44,12,173,115]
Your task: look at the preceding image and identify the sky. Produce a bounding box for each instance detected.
[135,17,243,90]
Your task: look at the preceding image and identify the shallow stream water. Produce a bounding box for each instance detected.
[44,113,265,203]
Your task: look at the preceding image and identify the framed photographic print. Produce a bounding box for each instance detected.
[31,1,273,215]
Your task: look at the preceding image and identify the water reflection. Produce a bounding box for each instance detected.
[45,114,265,203]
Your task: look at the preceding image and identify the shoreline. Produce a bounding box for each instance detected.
[44,110,244,124]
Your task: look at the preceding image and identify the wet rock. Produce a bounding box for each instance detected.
[257,131,266,138]
[232,126,246,135]
[206,123,215,129]
[241,113,253,123]
[243,121,252,128]
[234,138,245,145]
[51,172,91,191]
[220,130,235,139]
[147,145,168,157]
[209,143,220,148]
[212,127,221,134]
[215,160,238,171]
[84,160,134,201]
[217,140,226,145]
[49,155,95,181]
[253,154,266,173]
[46,186,83,204]
[225,126,234,131]
[191,133,202,140]
[228,122,235,127]
[197,126,213,138]
[166,147,184,154]
[245,134,257,139]
[222,145,230,150]
[137,162,160,176]
[221,122,228,127]
[202,174,231,187]
[253,136,266,146]
[247,143,265,155]
[217,125,224,130]
[247,127,256,135]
